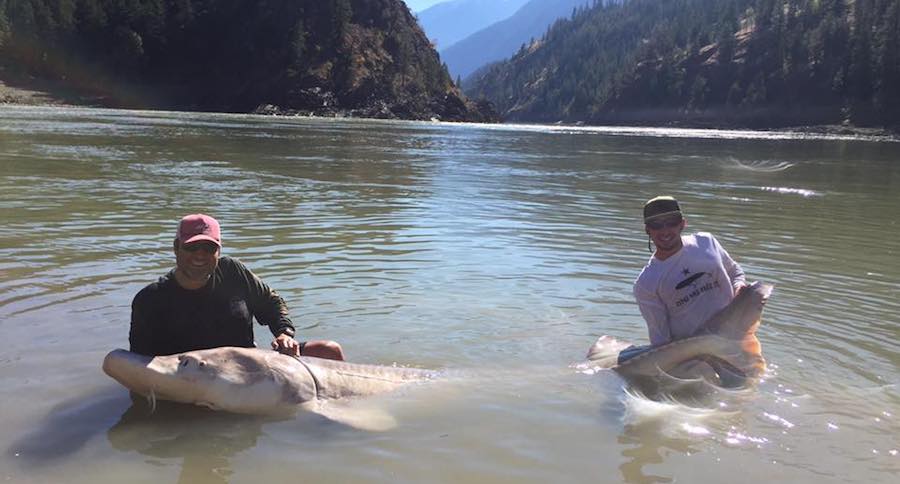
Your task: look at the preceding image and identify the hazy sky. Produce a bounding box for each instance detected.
[403,0,448,12]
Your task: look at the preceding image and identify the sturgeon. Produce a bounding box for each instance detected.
[103,347,434,427]
[584,281,773,388]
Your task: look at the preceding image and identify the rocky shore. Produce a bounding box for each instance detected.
[1,74,893,139]
[250,87,499,123]
[0,68,109,107]
[0,72,500,123]
[0,79,73,106]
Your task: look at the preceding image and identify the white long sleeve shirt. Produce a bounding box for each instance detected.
[633,232,746,346]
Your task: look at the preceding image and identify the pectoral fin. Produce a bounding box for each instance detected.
[302,401,398,432]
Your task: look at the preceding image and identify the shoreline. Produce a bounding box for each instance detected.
[0,75,109,108]
[3,78,897,140]
[0,80,70,106]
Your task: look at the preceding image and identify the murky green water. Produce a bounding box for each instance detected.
[1,106,898,483]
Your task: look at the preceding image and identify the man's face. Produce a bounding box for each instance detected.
[174,240,220,286]
[645,215,685,254]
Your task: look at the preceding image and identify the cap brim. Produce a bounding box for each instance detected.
[644,210,682,223]
[181,235,222,246]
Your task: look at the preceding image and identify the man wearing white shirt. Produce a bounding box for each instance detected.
[633,196,747,348]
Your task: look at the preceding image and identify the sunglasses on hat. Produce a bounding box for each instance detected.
[646,217,683,230]
[181,242,219,254]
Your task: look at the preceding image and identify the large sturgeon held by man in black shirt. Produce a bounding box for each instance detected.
[103,347,434,429]
[582,282,773,392]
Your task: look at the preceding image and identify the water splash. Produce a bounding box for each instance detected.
[763,411,796,429]
[761,186,820,197]
[620,384,742,424]
[728,158,796,172]
[725,428,771,447]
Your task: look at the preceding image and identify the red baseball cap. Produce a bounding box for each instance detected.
[176,214,222,246]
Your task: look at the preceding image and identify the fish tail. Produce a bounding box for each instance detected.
[740,335,766,377]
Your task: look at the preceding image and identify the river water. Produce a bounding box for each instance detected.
[1,106,897,483]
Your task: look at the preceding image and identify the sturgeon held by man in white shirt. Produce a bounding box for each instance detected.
[584,281,773,389]
[103,346,435,429]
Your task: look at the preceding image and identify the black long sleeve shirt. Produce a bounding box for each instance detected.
[129,256,294,356]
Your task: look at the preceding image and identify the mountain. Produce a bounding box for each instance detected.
[416,0,530,50]
[404,0,446,11]
[440,0,594,80]
[467,0,900,128]
[0,0,497,121]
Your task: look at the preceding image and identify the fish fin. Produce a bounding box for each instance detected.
[305,401,398,432]
[666,359,720,383]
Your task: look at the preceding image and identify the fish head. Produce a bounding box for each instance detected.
[103,347,317,415]
[585,335,634,367]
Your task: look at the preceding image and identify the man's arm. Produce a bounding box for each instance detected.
[634,283,671,346]
[232,259,300,355]
[230,259,294,334]
[246,277,294,336]
[129,290,156,356]
[712,235,746,292]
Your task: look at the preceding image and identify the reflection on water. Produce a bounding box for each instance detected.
[8,390,127,463]
[0,106,898,483]
[108,400,263,484]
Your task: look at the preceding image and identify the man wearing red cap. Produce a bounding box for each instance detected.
[129,214,344,360]
[633,196,747,348]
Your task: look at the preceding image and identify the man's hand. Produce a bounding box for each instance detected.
[272,333,301,357]
[734,282,748,296]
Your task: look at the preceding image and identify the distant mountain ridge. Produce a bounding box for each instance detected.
[467,0,900,129]
[441,0,594,80]
[0,0,497,121]
[404,0,445,11]
[417,0,530,50]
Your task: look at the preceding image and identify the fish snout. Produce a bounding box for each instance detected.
[103,349,152,377]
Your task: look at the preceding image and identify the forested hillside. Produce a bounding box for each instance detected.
[467,0,900,128]
[0,0,496,121]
